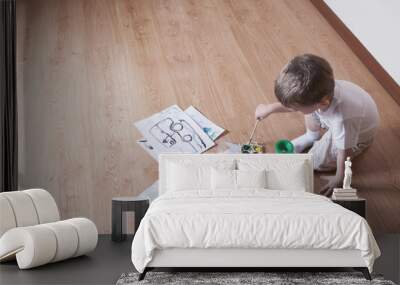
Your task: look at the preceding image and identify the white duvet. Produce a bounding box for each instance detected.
[131,190,380,273]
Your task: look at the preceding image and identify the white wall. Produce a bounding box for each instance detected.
[324,0,400,85]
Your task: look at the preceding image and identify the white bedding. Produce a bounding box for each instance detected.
[131,190,380,273]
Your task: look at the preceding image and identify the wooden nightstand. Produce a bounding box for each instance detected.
[111,197,149,242]
[332,198,366,218]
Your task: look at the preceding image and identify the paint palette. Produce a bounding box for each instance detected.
[240,143,265,154]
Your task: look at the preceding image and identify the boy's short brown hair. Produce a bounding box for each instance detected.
[274,54,335,107]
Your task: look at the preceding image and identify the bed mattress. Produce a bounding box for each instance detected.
[131,189,380,273]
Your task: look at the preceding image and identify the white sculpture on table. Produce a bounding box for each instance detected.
[343,157,352,189]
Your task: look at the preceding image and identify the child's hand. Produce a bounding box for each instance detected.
[320,175,341,197]
[255,104,271,120]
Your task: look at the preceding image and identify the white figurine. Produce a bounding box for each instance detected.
[343,157,352,189]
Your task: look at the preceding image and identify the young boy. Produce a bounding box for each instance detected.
[255,54,379,196]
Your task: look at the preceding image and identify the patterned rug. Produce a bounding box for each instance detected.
[116,271,396,285]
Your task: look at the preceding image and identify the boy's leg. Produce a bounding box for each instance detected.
[310,133,375,171]
[291,113,321,153]
[308,130,337,171]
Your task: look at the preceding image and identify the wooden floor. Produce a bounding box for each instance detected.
[17,0,400,233]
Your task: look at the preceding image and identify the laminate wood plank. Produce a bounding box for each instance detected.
[17,0,400,233]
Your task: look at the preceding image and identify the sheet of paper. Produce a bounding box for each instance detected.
[137,180,159,202]
[222,142,242,154]
[135,105,215,157]
[184,106,225,141]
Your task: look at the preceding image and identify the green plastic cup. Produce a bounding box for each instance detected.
[274,140,294,153]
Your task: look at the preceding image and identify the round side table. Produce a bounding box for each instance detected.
[111,197,149,242]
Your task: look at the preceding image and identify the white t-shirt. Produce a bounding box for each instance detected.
[314,80,380,150]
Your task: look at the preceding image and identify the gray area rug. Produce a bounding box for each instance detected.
[116,272,396,285]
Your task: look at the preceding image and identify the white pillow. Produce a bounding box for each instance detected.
[211,169,267,190]
[166,159,236,191]
[167,163,210,191]
[211,169,236,190]
[237,169,267,189]
[267,164,307,191]
[237,159,308,191]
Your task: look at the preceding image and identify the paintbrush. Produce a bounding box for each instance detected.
[248,119,260,144]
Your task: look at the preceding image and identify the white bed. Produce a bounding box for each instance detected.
[131,154,380,280]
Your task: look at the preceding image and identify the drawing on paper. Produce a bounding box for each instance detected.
[184,106,225,141]
[149,117,207,152]
[135,105,214,157]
